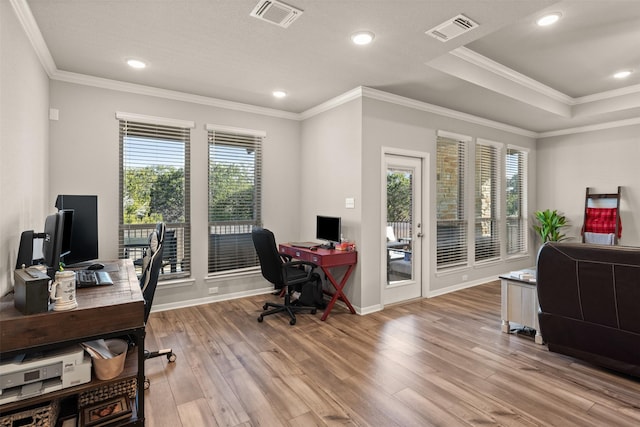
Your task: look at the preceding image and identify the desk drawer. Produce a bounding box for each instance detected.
[280,246,315,263]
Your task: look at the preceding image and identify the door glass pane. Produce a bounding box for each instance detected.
[386,168,413,284]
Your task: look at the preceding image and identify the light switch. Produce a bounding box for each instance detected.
[345,197,355,209]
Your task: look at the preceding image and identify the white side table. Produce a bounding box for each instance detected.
[499,272,543,344]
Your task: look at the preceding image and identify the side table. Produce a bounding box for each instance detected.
[499,271,543,344]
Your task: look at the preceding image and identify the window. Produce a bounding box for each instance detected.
[118,113,192,279]
[436,133,468,269]
[207,125,263,273]
[506,147,528,255]
[475,141,501,262]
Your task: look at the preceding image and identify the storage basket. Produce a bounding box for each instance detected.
[78,378,137,408]
[0,399,59,427]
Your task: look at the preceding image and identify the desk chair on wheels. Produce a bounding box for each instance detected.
[252,228,318,325]
[139,222,176,388]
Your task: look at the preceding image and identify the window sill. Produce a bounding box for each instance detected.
[205,267,261,283]
[157,277,195,289]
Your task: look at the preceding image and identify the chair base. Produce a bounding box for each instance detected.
[257,296,317,325]
[143,348,176,389]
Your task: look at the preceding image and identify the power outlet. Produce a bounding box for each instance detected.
[208,287,219,295]
[462,274,468,281]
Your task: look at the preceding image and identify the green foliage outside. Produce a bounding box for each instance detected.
[506,173,520,217]
[123,166,184,224]
[209,163,256,222]
[387,171,411,222]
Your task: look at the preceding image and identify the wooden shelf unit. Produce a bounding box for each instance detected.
[0,260,145,426]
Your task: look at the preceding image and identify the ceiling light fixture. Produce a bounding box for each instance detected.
[351,31,375,45]
[537,12,561,26]
[272,90,287,98]
[127,59,146,69]
[613,70,633,79]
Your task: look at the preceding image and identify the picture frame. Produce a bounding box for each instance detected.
[80,395,131,427]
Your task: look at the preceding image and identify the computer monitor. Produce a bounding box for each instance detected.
[316,215,341,249]
[42,209,73,278]
[55,195,99,266]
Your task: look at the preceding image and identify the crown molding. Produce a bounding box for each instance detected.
[574,82,640,104]
[537,116,640,138]
[298,88,364,120]
[52,70,299,120]
[10,0,56,76]
[451,47,573,105]
[360,87,539,138]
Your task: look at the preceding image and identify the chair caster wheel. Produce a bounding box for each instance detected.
[311,309,317,315]
[258,315,264,322]
[289,318,296,325]
[144,378,150,390]
[167,352,177,363]
[263,304,269,310]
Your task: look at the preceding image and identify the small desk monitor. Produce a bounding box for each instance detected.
[316,215,341,249]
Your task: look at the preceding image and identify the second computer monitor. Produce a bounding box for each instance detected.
[316,215,341,249]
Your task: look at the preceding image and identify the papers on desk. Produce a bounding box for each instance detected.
[509,269,536,282]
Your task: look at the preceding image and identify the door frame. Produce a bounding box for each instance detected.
[380,147,430,308]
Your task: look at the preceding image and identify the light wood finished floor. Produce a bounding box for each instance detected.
[143,281,640,426]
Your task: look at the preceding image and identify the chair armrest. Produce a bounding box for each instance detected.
[281,260,318,284]
[279,252,293,263]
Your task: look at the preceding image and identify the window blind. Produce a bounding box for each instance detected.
[506,147,527,255]
[436,135,468,269]
[208,127,263,273]
[118,117,191,279]
[475,142,501,262]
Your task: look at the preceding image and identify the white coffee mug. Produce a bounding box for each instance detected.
[50,270,78,311]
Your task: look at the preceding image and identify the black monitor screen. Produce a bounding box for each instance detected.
[55,195,98,266]
[316,215,341,246]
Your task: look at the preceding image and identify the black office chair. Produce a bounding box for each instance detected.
[252,227,318,325]
[139,222,176,388]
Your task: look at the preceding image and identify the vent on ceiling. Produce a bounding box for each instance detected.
[250,0,303,28]
[426,14,478,42]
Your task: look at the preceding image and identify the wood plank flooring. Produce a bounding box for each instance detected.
[143,281,640,426]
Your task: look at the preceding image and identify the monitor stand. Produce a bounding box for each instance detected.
[320,242,335,250]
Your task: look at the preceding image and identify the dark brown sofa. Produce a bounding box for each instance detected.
[537,242,640,378]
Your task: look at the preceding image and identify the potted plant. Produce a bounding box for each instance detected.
[533,209,568,242]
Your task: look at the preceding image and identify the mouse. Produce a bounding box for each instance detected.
[87,263,105,270]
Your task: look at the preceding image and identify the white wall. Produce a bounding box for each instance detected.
[361,96,538,306]
[48,80,302,306]
[299,99,363,305]
[0,2,50,295]
[537,125,640,246]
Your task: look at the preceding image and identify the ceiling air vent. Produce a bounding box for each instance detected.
[426,14,478,42]
[250,0,303,28]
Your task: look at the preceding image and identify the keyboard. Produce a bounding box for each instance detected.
[76,270,114,288]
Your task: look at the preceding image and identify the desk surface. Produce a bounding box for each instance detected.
[0,260,144,355]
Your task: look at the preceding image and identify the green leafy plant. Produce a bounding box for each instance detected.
[533,209,568,242]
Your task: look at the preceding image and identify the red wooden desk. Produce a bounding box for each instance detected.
[279,244,357,321]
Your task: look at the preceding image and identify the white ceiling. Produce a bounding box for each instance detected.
[19,0,640,134]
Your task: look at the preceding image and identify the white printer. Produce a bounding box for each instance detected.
[0,345,91,405]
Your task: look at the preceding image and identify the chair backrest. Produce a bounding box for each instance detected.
[139,222,165,322]
[251,227,285,288]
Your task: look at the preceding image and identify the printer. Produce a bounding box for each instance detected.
[0,345,91,405]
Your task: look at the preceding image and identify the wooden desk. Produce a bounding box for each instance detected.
[279,244,357,321]
[0,260,146,424]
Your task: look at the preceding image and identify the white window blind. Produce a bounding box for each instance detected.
[436,134,468,269]
[475,142,501,262]
[208,126,263,273]
[506,147,527,255]
[118,116,191,279]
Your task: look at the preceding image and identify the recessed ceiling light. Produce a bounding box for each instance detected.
[127,59,146,69]
[273,90,287,98]
[613,70,633,79]
[537,13,562,26]
[351,31,375,45]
